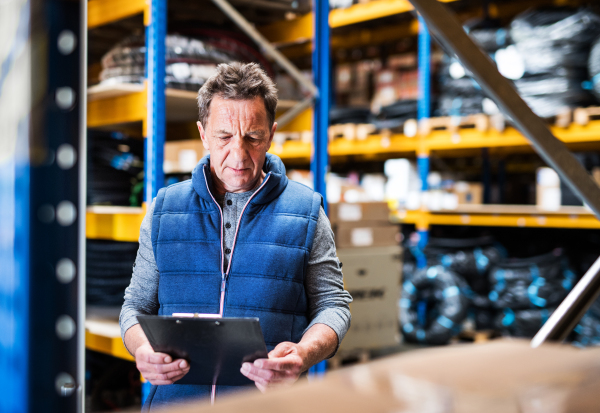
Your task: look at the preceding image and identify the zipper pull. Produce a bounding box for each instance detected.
[221,277,226,293]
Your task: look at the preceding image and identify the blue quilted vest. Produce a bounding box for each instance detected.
[143,153,322,411]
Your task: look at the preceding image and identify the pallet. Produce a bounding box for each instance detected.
[573,106,600,126]
[418,114,490,136]
[328,348,370,370]
[328,123,377,141]
[273,131,312,146]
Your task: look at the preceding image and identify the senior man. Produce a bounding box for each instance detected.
[120,62,352,410]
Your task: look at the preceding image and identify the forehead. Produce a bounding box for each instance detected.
[207,96,268,129]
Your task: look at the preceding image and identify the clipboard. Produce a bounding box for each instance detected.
[137,315,268,386]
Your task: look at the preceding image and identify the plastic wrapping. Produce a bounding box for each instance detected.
[510,8,600,74]
[400,265,470,345]
[87,131,144,207]
[329,106,371,125]
[488,250,576,310]
[572,313,600,347]
[437,23,508,117]
[369,99,418,129]
[86,240,139,306]
[494,307,555,338]
[100,33,273,91]
[588,35,600,99]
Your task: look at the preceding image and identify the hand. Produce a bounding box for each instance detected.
[135,343,190,385]
[240,342,306,393]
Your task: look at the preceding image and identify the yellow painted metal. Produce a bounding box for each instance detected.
[259,12,314,45]
[260,0,456,44]
[86,206,145,242]
[87,89,147,128]
[277,107,312,132]
[272,119,600,161]
[392,209,600,229]
[85,330,134,361]
[88,0,148,28]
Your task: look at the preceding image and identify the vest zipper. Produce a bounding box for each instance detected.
[202,167,271,404]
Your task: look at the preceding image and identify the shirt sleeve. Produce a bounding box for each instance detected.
[303,206,353,356]
[119,200,160,343]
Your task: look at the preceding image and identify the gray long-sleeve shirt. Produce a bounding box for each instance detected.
[120,186,352,351]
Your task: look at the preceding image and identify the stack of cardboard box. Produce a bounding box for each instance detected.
[330,202,402,352]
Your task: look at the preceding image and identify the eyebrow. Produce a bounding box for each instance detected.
[214,129,265,137]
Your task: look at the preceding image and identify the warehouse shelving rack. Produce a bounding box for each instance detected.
[84,0,600,393]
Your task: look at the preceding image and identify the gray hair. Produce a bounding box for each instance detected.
[197,62,278,128]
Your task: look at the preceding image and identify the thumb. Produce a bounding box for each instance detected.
[268,342,293,359]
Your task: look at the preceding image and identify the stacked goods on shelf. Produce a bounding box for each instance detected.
[400,236,504,345]
[437,20,510,117]
[488,249,576,337]
[370,54,419,131]
[589,35,600,99]
[507,8,600,118]
[99,32,272,91]
[86,240,139,306]
[332,203,402,351]
[163,139,207,174]
[384,159,483,211]
[335,60,379,108]
[88,131,144,207]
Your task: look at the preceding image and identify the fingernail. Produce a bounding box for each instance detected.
[241,363,250,373]
[180,360,187,368]
[164,356,172,363]
[253,360,262,368]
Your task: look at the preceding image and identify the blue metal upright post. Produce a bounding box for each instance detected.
[416,14,431,266]
[142,0,167,402]
[309,0,330,378]
[145,0,167,204]
[311,0,330,215]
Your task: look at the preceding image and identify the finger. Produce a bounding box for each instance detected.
[254,356,301,372]
[152,359,189,374]
[241,363,286,382]
[148,379,175,385]
[255,381,267,393]
[139,364,190,380]
[268,343,293,358]
[144,352,173,364]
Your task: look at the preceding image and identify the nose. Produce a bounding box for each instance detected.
[229,135,247,164]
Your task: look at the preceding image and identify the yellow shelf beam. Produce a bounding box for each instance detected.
[88,0,149,29]
[271,119,600,161]
[86,206,145,242]
[391,208,600,230]
[260,0,457,45]
[87,89,147,129]
[85,319,134,361]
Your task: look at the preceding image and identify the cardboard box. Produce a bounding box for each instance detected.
[164,140,206,173]
[536,167,561,211]
[337,246,402,351]
[334,223,400,248]
[328,202,391,224]
[454,182,483,205]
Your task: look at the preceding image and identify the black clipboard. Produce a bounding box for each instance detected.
[137,315,268,386]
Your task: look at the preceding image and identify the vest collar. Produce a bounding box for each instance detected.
[191,153,288,206]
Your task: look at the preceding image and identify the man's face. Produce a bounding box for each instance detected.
[198,96,276,194]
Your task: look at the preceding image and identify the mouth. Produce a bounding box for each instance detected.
[228,167,250,174]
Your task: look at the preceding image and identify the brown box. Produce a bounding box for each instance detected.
[328,202,391,224]
[334,223,399,248]
[454,182,483,205]
[164,140,205,173]
[337,246,402,351]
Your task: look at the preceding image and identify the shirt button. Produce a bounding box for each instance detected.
[227,200,232,206]
[225,248,231,254]
[225,223,231,229]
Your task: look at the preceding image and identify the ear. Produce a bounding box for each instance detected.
[267,122,277,149]
[197,121,210,152]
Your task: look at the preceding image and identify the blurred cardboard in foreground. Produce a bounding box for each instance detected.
[159,339,600,413]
